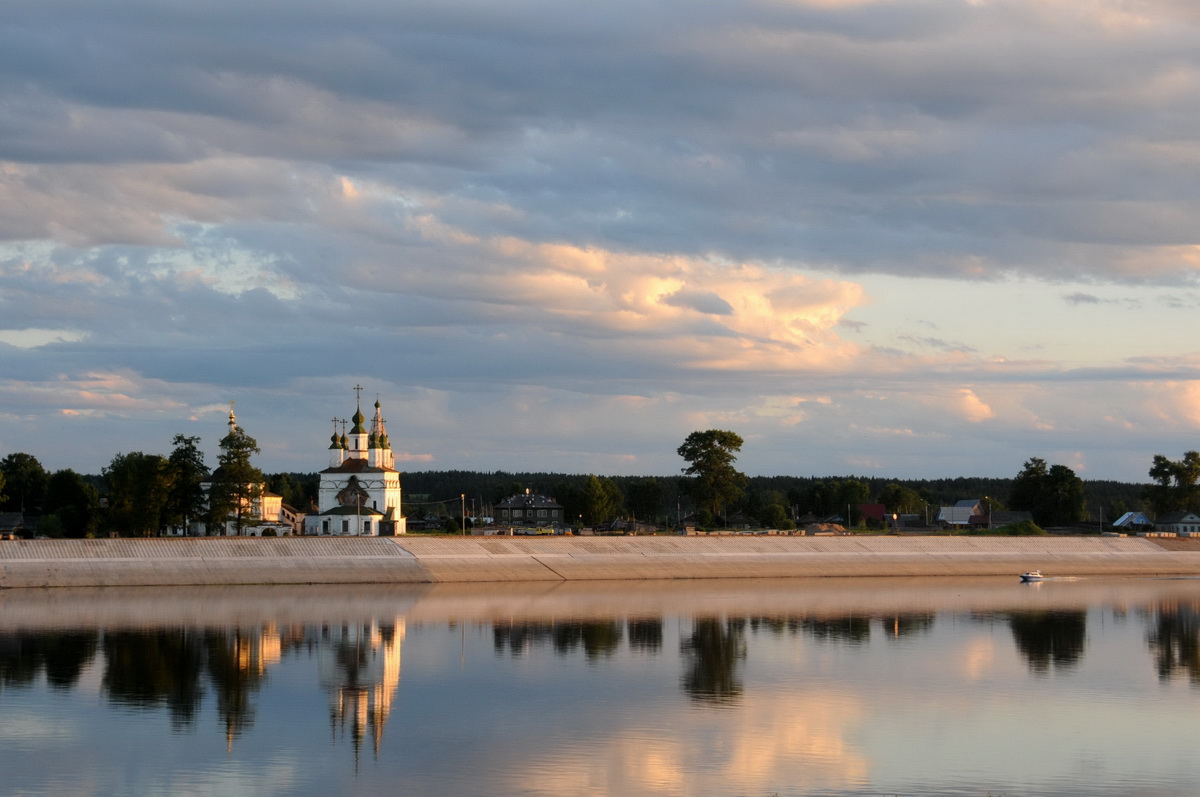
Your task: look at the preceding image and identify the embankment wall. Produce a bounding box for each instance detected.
[3,535,1200,588]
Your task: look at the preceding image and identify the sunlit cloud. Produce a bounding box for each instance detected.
[514,691,869,796]
[1,0,1200,479]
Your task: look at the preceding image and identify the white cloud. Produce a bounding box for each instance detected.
[2,0,1200,480]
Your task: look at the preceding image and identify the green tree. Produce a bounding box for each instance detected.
[1146,452,1200,516]
[762,503,793,529]
[834,479,871,526]
[43,469,100,538]
[678,430,746,520]
[164,435,208,535]
[208,425,263,536]
[266,473,316,512]
[1009,458,1085,526]
[879,483,923,515]
[626,477,664,524]
[803,479,836,518]
[103,452,170,537]
[0,452,46,513]
[583,475,623,526]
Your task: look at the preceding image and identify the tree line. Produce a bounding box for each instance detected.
[0,427,1181,537]
[0,424,281,538]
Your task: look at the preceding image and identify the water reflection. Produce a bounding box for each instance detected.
[1148,599,1200,684]
[0,630,98,692]
[6,580,1200,797]
[316,620,405,758]
[1004,610,1088,673]
[102,630,205,728]
[681,617,746,705]
[3,598,1200,753]
[492,619,624,660]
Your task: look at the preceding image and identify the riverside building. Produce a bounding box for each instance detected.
[304,389,406,536]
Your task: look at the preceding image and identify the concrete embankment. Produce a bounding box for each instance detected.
[3,535,1200,589]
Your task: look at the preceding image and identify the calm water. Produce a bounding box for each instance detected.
[3,576,1200,796]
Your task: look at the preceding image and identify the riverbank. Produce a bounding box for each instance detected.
[3,534,1200,588]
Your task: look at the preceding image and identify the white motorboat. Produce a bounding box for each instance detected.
[1019,570,1045,582]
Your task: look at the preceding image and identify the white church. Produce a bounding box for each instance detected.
[303,389,407,536]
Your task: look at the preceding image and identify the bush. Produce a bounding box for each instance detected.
[964,520,1046,536]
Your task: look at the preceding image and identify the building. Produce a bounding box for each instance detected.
[1153,511,1200,536]
[304,390,406,536]
[494,490,563,528]
[936,499,981,527]
[200,407,300,537]
[1112,511,1152,532]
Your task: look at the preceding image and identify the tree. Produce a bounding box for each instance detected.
[164,435,208,535]
[834,479,871,527]
[103,452,170,537]
[1146,452,1200,516]
[43,469,100,538]
[626,477,665,524]
[266,472,317,512]
[879,483,923,515]
[678,430,746,521]
[1008,458,1085,526]
[583,475,623,526]
[208,426,263,536]
[762,503,793,529]
[0,452,46,513]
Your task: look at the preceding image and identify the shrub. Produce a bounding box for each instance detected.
[964,520,1046,536]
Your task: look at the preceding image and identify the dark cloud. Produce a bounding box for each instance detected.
[3,1,1200,481]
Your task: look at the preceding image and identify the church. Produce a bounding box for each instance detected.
[303,389,406,536]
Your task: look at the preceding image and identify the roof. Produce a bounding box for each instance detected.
[321,457,396,474]
[313,505,386,517]
[1155,511,1200,524]
[495,493,562,510]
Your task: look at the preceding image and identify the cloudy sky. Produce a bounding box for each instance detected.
[3,0,1200,483]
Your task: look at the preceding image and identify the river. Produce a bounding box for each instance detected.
[2,576,1199,796]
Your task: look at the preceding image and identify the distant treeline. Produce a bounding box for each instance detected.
[0,451,1148,536]
[263,469,1148,529]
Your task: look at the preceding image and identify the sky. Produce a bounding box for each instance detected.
[3,0,1200,483]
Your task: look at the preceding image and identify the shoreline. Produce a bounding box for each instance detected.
[4,534,1200,588]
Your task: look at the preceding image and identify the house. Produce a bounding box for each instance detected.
[0,512,26,539]
[936,499,981,527]
[1111,511,1152,531]
[858,503,887,523]
[495,490,563,527]
[1153,511,1200,536]
[304,391,406,536]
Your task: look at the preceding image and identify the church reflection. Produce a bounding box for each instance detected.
[15,597,1200,752]
[0,618,405,758]
[315,619,405,759]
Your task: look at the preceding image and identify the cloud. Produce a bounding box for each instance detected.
[2,0,1200,480]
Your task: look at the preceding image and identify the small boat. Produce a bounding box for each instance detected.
[1019,570,1045,582]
